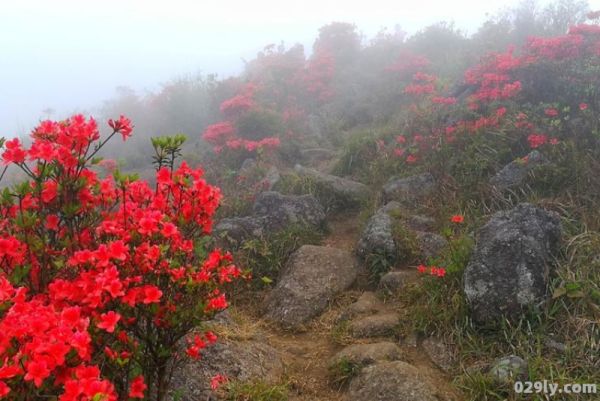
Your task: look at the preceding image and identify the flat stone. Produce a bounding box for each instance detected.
[340,292,383,321]
[350,313,399,338]
[330,342,402,366]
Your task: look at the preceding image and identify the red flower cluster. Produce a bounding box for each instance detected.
[450,215,464,224]
[417,264,446,278]
[202,84,281,154]
[0,115,240,399]
[219,83,257,117]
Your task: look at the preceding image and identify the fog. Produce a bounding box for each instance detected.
[0,0,559,138]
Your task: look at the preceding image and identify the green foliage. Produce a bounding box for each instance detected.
[151,134,187,169]
[223,380,288,401]
[331,129,399,186]
[328,357,363,389]
[236,110,284,141]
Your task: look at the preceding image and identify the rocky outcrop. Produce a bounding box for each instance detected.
[348,361,440,401]
[382,172,436,205]
[252,191,325,230]
[464,203,561,323]
[490,150,547,190]
[171,340,284,400]
[294,164,372,208]
[215,191,325,244]
[264,245,359,329]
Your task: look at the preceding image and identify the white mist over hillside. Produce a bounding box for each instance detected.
[0,0,571,137]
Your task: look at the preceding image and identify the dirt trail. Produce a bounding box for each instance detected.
[227,212,463,401]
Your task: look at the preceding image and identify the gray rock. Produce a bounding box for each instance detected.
[382,172,436,205]
[416,231,448,259]
[239,158,257,172]
[253,191,326,231]
[214,215,266,244]
[422,337,455,373]
[171,340,284,400]
[330,342,402,367]
[379,201,403,215]
[464,203,561,323]
[340,292,383,321]
[261,166,281,191]
[490,355,528,383]
[215,191,325,244]
[300,147,336,163]
[356,211,396,259]
[294,164,372,208]
[406,215,436,232]
[378,270,412,292]
[264,245,359,329]
[544,338,567,353]
[348,361,439,401]
[350,313,398,338]
[491,150,548,190]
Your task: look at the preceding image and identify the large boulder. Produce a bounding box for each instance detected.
[490,150,547,190]
[264,245,359,329]
[252,191,325,231]
[382,172,436,205]
[214,216,266,244]
[215,191,325,244]
[464,203,561,323]
[171,340,284,400]
[348,361,440,401]
[294,164,372,208]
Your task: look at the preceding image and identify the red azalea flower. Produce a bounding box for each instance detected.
[0,381,9,397]
[579,103,588,111]
[450,215,464,224]
[142,286,163,304]
[24,360,50,387]
[128,376,147,398]
[97,311,121,333]
[45,214,60,230]
[210,374,228,390]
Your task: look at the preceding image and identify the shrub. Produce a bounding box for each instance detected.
[0,115,241,400]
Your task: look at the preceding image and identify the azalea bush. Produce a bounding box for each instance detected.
[0,115,241,400]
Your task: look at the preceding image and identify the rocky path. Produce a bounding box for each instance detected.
[218,207,460,400]
[255,213,461,401]
[180,161,466,400]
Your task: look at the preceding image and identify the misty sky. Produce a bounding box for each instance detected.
[0,0,585,137]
